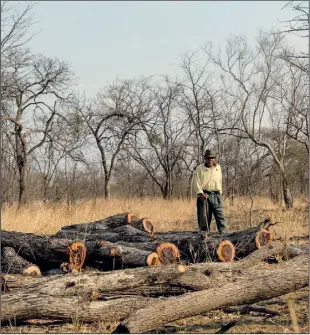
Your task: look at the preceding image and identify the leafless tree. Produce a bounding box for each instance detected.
[279,1,309,74]
[78,79,152,198]
[127,76,189,199]
[277,63,309,152]
[282,1,309,38]
[204,32,295,208]
[1,1,37,59]
[2,49,74,205]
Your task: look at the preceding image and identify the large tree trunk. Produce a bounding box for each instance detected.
[59,213,140,232]
[2,253,307,328]
[154,221,273,262]
[0,231,86,271]
[1,293,153,324]
[15,133,28,206]
[3,241,290,297]
[54,224,152,244]
[114,254,308,334]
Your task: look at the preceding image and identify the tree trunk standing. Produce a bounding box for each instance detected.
[186,172,194,199]
[104,175,111,199]
[282,173,293,209]
[15,125,28,206]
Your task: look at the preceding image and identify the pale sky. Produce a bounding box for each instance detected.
[25,1,307,98]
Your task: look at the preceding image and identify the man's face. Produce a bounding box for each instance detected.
[204,157,216,167]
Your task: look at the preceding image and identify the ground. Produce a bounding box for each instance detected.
[1,196,309,333]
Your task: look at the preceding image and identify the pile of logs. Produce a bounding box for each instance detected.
[1,212,308,333]
[1,213,277,275]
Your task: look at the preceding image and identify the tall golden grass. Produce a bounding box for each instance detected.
[2,196,308,239]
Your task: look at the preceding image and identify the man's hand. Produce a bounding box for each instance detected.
[199,193,208,200]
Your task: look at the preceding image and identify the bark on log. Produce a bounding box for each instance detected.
[1,247,41,276]
[154,225,273,261]
[53,225,151,244]
[1,293,154,324]
[114,254,308,333]
[92,243,161,268]
[59,213,139,233]
[0,231,87,271]
[3,241,293,299]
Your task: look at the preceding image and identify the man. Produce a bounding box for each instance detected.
[193,149,228,233]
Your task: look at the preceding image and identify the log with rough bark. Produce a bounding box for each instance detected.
[2,253,307,327]
[154,221,273,261]
[53,225,151,244]
[113,254,308,333]
[91,243,161,268]
[89,240,180,268]
[59,213,140,232]
[0,231,87,272]
[3,241,293,298]
[1,247,41,276]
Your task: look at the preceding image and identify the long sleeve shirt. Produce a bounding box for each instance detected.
[193,163,223,195]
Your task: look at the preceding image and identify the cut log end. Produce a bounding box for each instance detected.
[217,240,235,262]
[23,265,41,276]
[177,264,188,273]
[146,252,161,266]
[110,247,120,257]
[255,229,273,249]
[142,218,154,234]
[156,243,180,265]
[126,213,139,223]
[68,240,87,271]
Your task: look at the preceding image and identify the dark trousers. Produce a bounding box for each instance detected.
[197,192,228,233]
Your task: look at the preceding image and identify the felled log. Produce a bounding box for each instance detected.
[4,241,291,299]
[1,293,154,325]
[90,242,161,268]
[130,218,154,234]
[114,254,308,334]
[1,247,41,276]
[154,221,273,261]
[2,251,306,328]
[59,213,140,232]
[0,231,86,271]
[110,241,181,265]
[53,225,151,244]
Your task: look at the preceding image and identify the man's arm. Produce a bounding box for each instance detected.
[193,167,206,199]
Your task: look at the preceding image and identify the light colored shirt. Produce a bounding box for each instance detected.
[193,163,223,195]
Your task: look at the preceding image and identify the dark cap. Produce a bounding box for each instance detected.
[204,149,217,158]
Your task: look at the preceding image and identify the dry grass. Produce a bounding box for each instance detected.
[2,196,309,239]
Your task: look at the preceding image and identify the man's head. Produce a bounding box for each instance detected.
[204,149,217,167]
